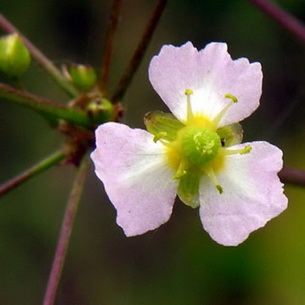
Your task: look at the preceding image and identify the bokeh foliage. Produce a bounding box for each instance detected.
[1,0,305,304]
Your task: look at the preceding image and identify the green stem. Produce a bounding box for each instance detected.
[247,0,305,45]
[111,0,168,103]
[0,14,78,97]
[99,0,123,95]
[0,150,66,197]
[0,83,92,127]
[279,167,305,187]
[42,155,89,305]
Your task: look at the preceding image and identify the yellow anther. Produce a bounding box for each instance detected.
[225,93,238,103]
[239,145,252,154]
[213,93,238,126]
[172,161,187,179]
[153,132,167,143]
[203,167,223,194]
[224,144,252,155]
[216,184,223,194]
[185,89,193,95]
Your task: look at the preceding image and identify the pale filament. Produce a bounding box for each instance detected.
[223,145,252,155]
[185,89,194,122]
[213,94,238,126]
[203,167,223,194]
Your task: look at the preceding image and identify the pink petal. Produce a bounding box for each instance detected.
[199,141,287,246]
[91,122,178,236]
[149,42,262,127]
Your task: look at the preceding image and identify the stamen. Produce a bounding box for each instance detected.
[152,131,174,149]
[203,167,223,194]
[185,89,193,95]
[240,145,252,154]
[185,89,194,122]
[224,144,252,155]
[153,132,168,143]
[172,161,187,179]
[213,93,238,126]
[224,93,238,103]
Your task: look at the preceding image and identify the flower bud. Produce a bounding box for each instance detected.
[0,33,31,77]
[69,64,97,92]
[87,98,114,124]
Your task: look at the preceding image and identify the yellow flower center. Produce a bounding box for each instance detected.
[165,89,226,179]
[144,88,249,206]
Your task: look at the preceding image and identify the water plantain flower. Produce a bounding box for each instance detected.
[91,42,288,246]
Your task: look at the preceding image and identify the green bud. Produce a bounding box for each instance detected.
[87,98,114,123]
[0,33,31,77]
[181,126,221,166]
[69,64,97,92]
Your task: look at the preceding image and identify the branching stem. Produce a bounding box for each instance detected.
[42,155,90,305]
[111,0,168,103]
[0,83,91,127]
[247,0,305,45]
[0,150,66,197]
[279,167,305,187]
[99,0,123,95]
[0,14,78,97]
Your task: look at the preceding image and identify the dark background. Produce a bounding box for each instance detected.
[1,0,305,304]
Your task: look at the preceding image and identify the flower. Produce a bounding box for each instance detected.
[91,42,288,246]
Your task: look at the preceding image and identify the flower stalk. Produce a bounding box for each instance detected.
[111,0,168,103]
[247,0,305,46]
[0,150,66,197]
[99,0,123,95]
[0,83,92,127]
[279,167,305,187]
[43,155,90,305]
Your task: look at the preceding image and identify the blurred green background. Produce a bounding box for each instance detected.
[1,0,305,304]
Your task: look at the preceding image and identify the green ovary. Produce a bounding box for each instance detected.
[181,126,221,166]
[165,125,222,207]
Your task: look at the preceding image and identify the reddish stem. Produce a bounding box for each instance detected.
[0,83,91,127]
[247,0,305,45]
[111,0,168,103]
[279,167,305,187]
[0,150,66,197]
[42,156,89,305]
[99,0,123,95]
